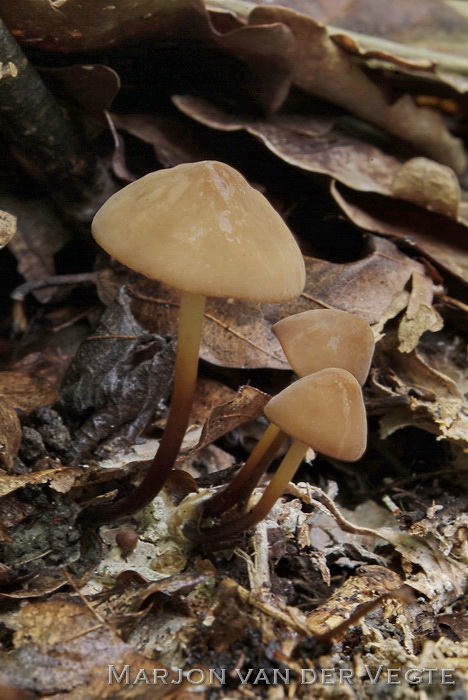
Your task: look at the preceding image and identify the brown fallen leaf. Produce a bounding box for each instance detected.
[0,371,58,413]
[58,287,175,460]
[0,372,58,470]
[391,157,461,219]
[185,385,270,458]
[0,573,68,600]
[111,112,218,170]
[0,467,83,499]
[190,377,237,426]
[332,182,468,284]
[129,277,289,370]
[307,564,403,635]
[248,5,465,173]
[2,195,71,303]
[0,209,16,248]
[1,0,295,113]
[253,0,468,46]
[372,330,467,445]
[0,599,176,698]
[173,94,401,195]
[0,402,21,471]
[43,64,121,115]
[174,95,466,225]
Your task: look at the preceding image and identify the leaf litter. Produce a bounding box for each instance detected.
[0,0,467,697]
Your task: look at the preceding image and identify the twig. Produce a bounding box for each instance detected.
[0,18,115,223]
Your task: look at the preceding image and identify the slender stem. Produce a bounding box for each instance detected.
[189,439,309,542]
[202,423,287,517]
[86,291,206,523]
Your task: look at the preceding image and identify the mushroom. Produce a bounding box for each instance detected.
[202,308,374,518]
[88,160,305,521]
[272,309,375,385]
[190,367,367,541]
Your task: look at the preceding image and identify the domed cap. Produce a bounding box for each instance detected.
[272,309,375,384]
[264,368,367,461]
[92,161,305,302]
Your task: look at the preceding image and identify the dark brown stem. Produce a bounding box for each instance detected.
[188,438,308,542]
[202,423,287,517]
[84,291,206,524]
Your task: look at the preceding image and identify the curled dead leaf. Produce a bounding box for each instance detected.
[332,182,468,284]
[173,94,400,195]
[391,157,461,218]
[372,331,467,445]
[397,271,443,353]
[249,5,466,173]
[0,467,83,498]
[186,385,270,459]
[1,0,294,113]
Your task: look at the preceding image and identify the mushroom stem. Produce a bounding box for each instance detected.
[87,290,206,523]
[190,438,309,542]
[202,423,287,517]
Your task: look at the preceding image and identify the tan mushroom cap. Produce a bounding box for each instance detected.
[264,368,367,461]
[272,309,375,385]
[92,161,305,302]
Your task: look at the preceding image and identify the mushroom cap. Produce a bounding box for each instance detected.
[272,309,375,385]
[92,161,305,302]
[264,368,367,461]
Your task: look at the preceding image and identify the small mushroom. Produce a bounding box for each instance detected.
[272,309,375,385]
[203,309,374,518]
[191,368,367,541]
[89,161,305,522]
[115,528,139,556]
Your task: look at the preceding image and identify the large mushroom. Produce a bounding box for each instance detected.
[203,308,374,518]
[88,160,305,522]
[191,367,367,542]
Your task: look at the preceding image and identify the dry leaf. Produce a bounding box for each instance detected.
[0,467,83,498]
[253,0,468,45]
[0,600,175,697]
[307,565,403,635]
[0,372,58,469]
[0,403,21,470]
[391,157,461,218]
[59,287,174,459]
[1,0,295,113]
[173,94,401,194]
[130,277,289,370]
[332,182,468,284]
[298,237,428,324]
[372,331,467,445]
[249,5,465,173]
[2,195,71,303]
[111,112,218,170]
[186,385,270,458]
[397,271,444,353]
[43,64,121,115]
[0,209,16,248]
[190,377,237,425]
[0,372,58,413]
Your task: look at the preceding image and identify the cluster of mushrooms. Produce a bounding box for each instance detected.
[89,161,374,542]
